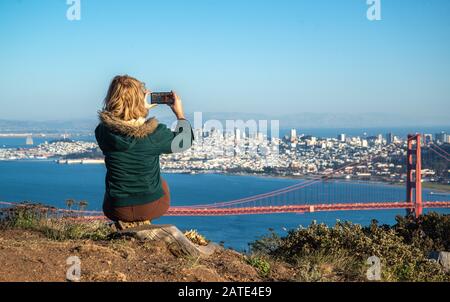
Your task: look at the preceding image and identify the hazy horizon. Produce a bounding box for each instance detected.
[1,111,449,131]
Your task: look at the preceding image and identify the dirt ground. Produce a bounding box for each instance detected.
[0,229,295,282]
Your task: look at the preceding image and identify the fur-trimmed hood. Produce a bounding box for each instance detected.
[97,110,159,139]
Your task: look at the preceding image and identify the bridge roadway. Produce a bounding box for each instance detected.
[164,201,450,216]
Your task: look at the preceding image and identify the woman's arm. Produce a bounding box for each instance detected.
[151,92,194,154]
[168,91,193,152]
[169,91,185,120]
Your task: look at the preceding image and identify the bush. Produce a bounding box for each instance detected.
[0,204,111,241]
[394,212,450,253]
[249,213,450,282]
[246,256,271,278]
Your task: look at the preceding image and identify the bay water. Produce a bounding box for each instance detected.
[0,160,448,251]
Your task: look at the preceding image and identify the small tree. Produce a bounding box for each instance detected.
[78,200,88,212]
[65,199,75,211]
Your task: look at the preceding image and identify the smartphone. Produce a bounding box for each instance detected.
[150,92,174,105]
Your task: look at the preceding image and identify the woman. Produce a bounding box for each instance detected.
[95,75,192,230]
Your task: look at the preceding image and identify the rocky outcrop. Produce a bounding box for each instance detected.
[429,251,450,272]
[116,224,221,258]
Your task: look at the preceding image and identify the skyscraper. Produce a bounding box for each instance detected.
[234,128,241,143]
[290,128,297,142]
[386,133,394,145]
[435,131,447,143]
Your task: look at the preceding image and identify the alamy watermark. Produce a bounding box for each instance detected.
[66,0,81,21]
[169,112,280,159]
[367,0,382,21]
[366,256,381,281]
[65,1,380,23]
[66,256,81,281]
[171,119,194,153]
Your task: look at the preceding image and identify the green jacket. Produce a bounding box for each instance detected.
[95,111,192,207]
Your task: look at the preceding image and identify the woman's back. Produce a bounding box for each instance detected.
[96,75,192,225]
[96,103,184,208]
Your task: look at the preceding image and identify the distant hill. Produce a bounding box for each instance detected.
[1,112,448,133]
[0,119,97,133]
[181,112,450,129]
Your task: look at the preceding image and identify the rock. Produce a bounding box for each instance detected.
[71,244,118,258]
[90,271,128,282]
[429,251,450,272]
[112,245,136,260]
[117,224,219,258]
[183,266,224,282]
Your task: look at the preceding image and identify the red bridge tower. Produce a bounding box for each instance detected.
[406,134,423,218]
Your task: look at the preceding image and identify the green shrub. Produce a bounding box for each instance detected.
[394,212,450,252]
[250,213,450,282]
[246,256,271,278]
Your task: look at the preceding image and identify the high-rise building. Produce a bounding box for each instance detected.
[337,133,346,142]
[194,128,203,141]
[257,132,264,142]
[290,128,297,142]
[393,135,401,144]
[367,134,382,145]
[435,131,447,143]
[386,133,394,145]
[234,128,241,142]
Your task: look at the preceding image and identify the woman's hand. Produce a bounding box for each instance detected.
[170,91,185,120]
[143,89,157,110]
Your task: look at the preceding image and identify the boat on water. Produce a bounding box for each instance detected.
[81,159,104,164]
[56,159,82,164]
[56,158,104,164]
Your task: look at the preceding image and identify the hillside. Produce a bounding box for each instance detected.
[0,205,449,282]
[0,206,293,282]
[0,229,283,282]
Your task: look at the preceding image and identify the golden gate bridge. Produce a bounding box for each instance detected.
[1,134,449,218]
[165,134,449,217]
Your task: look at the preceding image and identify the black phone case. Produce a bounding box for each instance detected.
[151,92,174,105]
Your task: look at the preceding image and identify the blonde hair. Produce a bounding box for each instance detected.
[103,75,149,121]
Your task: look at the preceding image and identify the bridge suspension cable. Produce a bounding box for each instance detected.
[429,142,450,157]
[428,145,450,161]
[182,157,375,209]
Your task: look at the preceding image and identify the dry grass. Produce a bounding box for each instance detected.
[0,204,111,241]
[184,229,209,246]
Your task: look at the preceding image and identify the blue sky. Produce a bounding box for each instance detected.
[0,0,449,123]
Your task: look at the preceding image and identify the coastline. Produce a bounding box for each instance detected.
[0,158,448,193]
[55,158,448,193]
[160,169,450,193]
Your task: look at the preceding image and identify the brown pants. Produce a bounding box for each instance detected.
[103,179,170,222]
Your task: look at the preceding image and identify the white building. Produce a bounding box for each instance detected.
[290,128,297,142]
[234,128,241,142]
